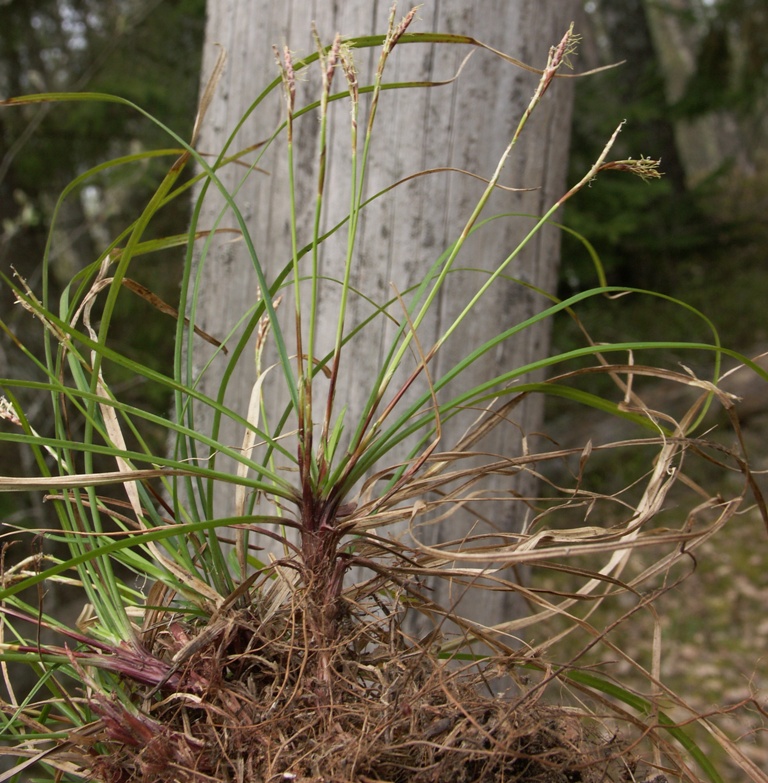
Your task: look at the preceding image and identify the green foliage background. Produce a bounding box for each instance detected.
[560,0,767,350]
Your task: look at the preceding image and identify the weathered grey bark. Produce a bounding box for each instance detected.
[190,1,576,635]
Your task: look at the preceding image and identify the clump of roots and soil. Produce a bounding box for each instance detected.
[57,571,651,783]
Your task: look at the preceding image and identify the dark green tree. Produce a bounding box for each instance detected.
[0,0,205,519]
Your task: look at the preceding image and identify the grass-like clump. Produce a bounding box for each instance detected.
[0,5,765,782]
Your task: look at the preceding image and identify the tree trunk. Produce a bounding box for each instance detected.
[190,0,576,634]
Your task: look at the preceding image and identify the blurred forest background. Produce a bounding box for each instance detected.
[0,0,766,766]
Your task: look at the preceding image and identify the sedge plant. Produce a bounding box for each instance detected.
[0,7,766,782]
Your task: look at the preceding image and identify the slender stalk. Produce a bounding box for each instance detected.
[308,33,341,487]
[319,6,417,473]
[436,121,632,352]
[320,45,359,484]
[350,25,579,461]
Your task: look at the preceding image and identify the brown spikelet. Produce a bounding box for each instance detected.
[389,5,418,50]
[326,33,341,88]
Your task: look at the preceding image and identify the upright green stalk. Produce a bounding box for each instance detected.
[441,125,661,352]
[381,26,579,390]
[318,44,360,485]
[321,6,418,474]
[276,44,319,522]
[308,32,341,486]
